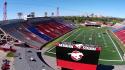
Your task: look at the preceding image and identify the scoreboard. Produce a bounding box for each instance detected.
[56,42,101,70]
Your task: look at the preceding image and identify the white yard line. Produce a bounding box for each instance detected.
[62,29,81,42]
[73,30,84,41]
[95,32,100,45]
[94,31,99,45]
[82,30,85,44]
[47,52,56,54]
[47,29,81,52]
[99,59,122,61]
[83,30,86,44]
[47,29,124,62]
[47,47,55,52]
[89,29,97,45]
[89,30,94,44]
[101,32,107,47]
[89,32,92,44]
[106,30,124,61]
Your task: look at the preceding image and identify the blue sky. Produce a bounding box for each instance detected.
[0,0,125,20]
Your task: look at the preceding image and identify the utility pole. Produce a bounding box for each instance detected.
[56,7,59,17]
[3,0,7,21]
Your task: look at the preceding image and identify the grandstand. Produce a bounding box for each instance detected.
[112,23,125,31]
[111,23,125,53]
[0,17,75,49]
[1,17,125,70]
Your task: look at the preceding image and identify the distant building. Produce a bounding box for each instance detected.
[84,21,101,27]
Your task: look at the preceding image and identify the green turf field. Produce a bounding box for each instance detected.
[44,27,125,65]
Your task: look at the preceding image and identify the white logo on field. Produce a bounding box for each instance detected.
[68,50,84,61]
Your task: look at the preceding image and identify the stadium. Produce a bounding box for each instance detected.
[0,0,125,70]
[0,16,125,70]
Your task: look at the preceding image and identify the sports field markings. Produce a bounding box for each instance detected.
[83,29,86,44]
[46,29,81,53]
[101,32,107,47]
[90,28,97,45]
[46,28,124,62]
[90,29,97,45]
[112,50,115,52]
[99,59,122,61]
[74,29,85,43]
[82,30,85,44]
[93,30,98,45]
[73,29,84,41]
[47,29,92,55]
[46,52,56,54]
[84,29,93,44]
[62,28,81,42]
[106,30,124,61]
[98,33,101,38]
[89,30,93,45]
[94,31,100,45]
[47,29,83,54]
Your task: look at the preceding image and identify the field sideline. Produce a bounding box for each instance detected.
[44,27,125,65]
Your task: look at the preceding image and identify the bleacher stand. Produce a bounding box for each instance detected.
[112,23,125,44]
[0,17,76,49]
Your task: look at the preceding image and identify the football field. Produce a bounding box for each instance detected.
[44,27,125,65]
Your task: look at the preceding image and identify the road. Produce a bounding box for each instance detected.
[14,47,54,70]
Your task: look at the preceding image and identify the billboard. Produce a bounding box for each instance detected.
[56,42,101,70]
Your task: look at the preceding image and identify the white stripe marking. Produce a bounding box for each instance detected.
[47,29,81,52]
[99,59,122,61]
[106,30,123,61]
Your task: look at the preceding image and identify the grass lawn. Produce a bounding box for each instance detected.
[6,51,14,57]
[44,27,125,65]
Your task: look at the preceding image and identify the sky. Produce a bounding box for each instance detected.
[0,0,125,20]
